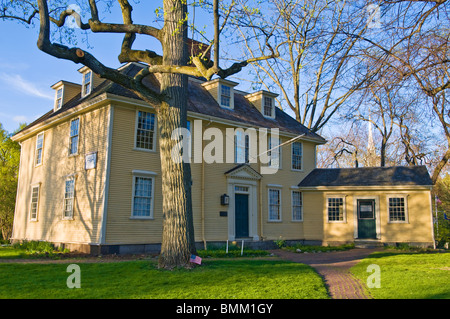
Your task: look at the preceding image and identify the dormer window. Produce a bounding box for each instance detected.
[263,96,274,118]
[244,90,278,119]
[51,81,81,112]
[55,87,63,110]
[82,71,92,97]
[220,84,231,108]
[201,78,237,110]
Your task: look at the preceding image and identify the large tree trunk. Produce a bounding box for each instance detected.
[157,0,196,269]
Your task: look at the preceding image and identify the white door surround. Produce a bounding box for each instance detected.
[225,165,262,241]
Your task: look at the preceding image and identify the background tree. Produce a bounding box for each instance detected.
[0,0,275,269]
[353,0,450,183]
[433,174,450,248]
[229,0,377,132]
[0,123,22,241]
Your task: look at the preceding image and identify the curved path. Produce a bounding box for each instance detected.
[271,248,383,299]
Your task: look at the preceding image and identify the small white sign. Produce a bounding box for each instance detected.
[85,152,97,170]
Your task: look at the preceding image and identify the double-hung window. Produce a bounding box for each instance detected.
[268,188,281,221]
[263,96,274,118]
[135,111,156,151]
[132,175,154,218]
[327,196,345,222]
[30,185,40,221]
[268,136,281,168]
[387,195,408,223]
[35,133,44,166]
[55,88,63,110]
[69,118,79,155]
[292,191,303,221]
[82,71,92,96]
[220,84,231,108]
[235,131,249,163]
[292,142,302,170]
[64,178,75,219]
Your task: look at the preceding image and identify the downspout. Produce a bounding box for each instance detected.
[430,189,436,249]
[98,105,114,251]
[259,178,263,240]
[201,119,212,250]
[201,154,206,250]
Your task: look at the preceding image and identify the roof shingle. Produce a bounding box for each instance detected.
[298,166,433,187]
[15,63,325,143]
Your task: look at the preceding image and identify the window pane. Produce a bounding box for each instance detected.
[264,96,273,117]
[221,85,231,107]
[268,136,280,168]
[328,197,344,221]
[30,186,39,220]
[292,191,302,221]
[292,142,302,170]
[389,197,406,221]
[64,179,75,218]
[133,177,153,217]
[269,189,281,221]
[83,72,92,95]
[235,132,249,163]
[136,111,155,150]
[36,134,44,165]
[69,119,79,155]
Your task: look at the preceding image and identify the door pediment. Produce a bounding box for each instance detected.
[225,164,262,180]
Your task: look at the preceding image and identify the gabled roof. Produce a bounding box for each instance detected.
[15,63,325,143]
[298,166,433,187]
[225,164,262,180]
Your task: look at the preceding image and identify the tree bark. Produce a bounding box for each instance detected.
[157,0,196,269]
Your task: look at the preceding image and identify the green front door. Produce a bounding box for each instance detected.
[235,194,249,238]
[357,199,377,239]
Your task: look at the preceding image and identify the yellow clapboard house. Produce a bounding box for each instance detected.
[10,63,435,254]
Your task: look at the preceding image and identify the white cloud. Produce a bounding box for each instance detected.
[0,73,54,100]
[13,115,28,123]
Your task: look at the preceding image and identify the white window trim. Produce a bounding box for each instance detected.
[130,171,157,220]
[134,110,157,152]
[54,87,64,111]
[81,71,92,97]
[35,132,44,167]
[291,190,303,222]
[63,177,76,220]
[29,183,41,222]
[263,95,275,119]
[326,195,347,223]
[386,194,409,224]
[291,141,303,171]
[68,117,80,157]
[219,84,234,109]
[268,187,282,222]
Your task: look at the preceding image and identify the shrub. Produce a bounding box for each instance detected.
[12,240,69,257]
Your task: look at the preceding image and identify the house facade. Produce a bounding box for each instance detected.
[10,63,435,254]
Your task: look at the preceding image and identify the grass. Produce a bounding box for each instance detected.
[0,258,329,299]
[281,243,355,253]
[0,241,70,259]
[350,251,450,299]
[197,243,271,258]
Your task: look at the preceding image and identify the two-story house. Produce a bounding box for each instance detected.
[10,62,435,254]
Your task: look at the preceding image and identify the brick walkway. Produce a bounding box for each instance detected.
[271,248,383,299]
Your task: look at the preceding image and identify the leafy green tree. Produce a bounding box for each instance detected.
[433,175,450,248]
[0,123,22,241]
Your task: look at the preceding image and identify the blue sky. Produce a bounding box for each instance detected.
[0,4,122,133]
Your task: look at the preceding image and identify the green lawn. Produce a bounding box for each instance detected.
[0,257,329,299]
[351,251,450,299]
